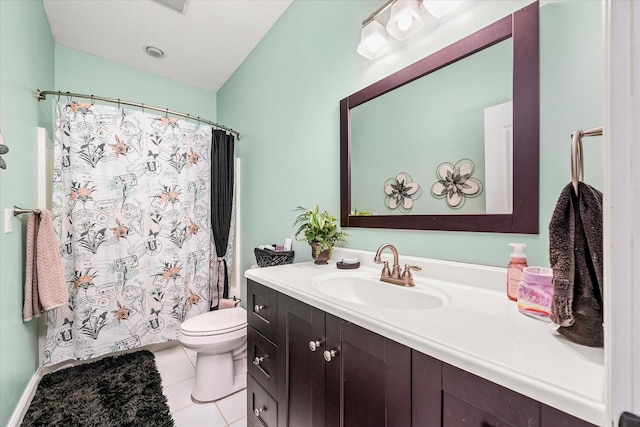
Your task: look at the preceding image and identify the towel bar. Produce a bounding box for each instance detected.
[571,126,603,194]
[13,206,41,216]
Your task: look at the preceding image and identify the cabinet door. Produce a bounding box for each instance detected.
[412,350,442,427]
[277,294,326,427]
[443,393,515,427]
[325,315,411,427]
[541,404,598,427]
[442,363,540,427]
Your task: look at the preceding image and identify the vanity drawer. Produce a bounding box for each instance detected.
[247,279,278,343]
[248,326,278,398]
[442,363,540,427]
[248,375,277,427]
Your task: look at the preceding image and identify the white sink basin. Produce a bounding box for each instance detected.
[311,272,446,310]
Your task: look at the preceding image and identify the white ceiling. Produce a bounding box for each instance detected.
[42,0,293,92]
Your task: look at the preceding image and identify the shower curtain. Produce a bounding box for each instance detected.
[44,101,213,366]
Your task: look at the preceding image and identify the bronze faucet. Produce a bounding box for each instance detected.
[374,244,422,287]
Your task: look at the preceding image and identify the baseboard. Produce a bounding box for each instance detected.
[6,368,42,427]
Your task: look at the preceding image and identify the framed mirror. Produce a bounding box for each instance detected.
[340,2,539,233]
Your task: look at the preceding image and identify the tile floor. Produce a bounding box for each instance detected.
[153,344,247,427]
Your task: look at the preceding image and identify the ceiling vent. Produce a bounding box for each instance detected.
[152,0,190,14]
[144,46,166,59]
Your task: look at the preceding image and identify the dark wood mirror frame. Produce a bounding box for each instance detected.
[340,2,539,234]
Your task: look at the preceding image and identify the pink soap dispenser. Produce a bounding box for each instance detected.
[507,243,528,301]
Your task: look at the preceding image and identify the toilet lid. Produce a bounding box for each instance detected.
[181,307,247,336]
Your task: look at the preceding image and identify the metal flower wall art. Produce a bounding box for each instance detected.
[384,172,422,213]
[431,159,483,209]
[0,131,8,169]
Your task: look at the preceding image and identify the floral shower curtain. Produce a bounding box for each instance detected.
[44,101,212,366]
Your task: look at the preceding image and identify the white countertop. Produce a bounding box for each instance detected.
[245,247,606,426]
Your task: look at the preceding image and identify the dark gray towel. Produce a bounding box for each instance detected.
[549,182,603,347]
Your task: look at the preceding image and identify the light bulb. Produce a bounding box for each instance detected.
[358,20,389,59]
[368,39,382,53]
[423,0,464,18]
[386,0,424,41]
[397,13,413,32]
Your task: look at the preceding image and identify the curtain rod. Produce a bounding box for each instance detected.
[36,89,240,140]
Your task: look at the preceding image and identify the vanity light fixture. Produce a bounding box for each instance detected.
[357,0,464,59]
[386,0,424,41]
[422,0,464,18]
[357,19,390,59]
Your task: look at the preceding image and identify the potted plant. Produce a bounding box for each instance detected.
[292,205,347,264]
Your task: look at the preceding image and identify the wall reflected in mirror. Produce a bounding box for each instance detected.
[350,38,513,216]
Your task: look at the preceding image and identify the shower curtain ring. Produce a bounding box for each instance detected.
[141,103,144,114]
[165,108,168,118]
[90,95,94,106]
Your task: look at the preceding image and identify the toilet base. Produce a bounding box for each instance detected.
[190,351,247,403]
[191,373,247,403]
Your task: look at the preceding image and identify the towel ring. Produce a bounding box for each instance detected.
[570,127,603,195]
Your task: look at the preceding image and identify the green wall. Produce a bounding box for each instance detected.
[0,1,54,425]
[54,45,217,120]
[218,0,603,282]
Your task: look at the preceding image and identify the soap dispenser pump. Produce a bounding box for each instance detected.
[507,243,528,301]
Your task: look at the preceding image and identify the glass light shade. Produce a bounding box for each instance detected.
[357,20,390,59]
[422,0,464,18]
[386,0,424,41]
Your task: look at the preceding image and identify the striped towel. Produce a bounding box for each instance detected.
[23,210,68,322]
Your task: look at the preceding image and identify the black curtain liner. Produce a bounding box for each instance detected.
[210,129,235,307]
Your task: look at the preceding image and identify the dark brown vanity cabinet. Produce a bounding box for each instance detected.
[247,279,412,427]
[278,293,412,427]
[247,279,597,427]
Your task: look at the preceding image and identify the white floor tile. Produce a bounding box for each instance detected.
[216,389,247,424]
[154,344,189,368]
[229,416,247,427]
[158,358,195,388]
[183,347,198,368]
[164,377,196,413]
[182,346,197,360]
[171,402,227,427]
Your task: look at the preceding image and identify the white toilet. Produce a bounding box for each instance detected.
[178,307,247,402]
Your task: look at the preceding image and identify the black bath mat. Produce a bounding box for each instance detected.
[22,350,174,427]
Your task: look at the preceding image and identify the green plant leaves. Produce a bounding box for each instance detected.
[292,204,347,254]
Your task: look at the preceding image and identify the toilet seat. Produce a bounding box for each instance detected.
[180,307,247,337]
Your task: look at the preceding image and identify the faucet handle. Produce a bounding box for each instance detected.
[381,261,391,277]
[401,264,422,280]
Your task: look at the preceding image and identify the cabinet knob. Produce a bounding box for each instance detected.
[254,304,265,313]
[323,349,338,362]
[253,406,265,417]
[309,340,322,352]
[253,355,266,366]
